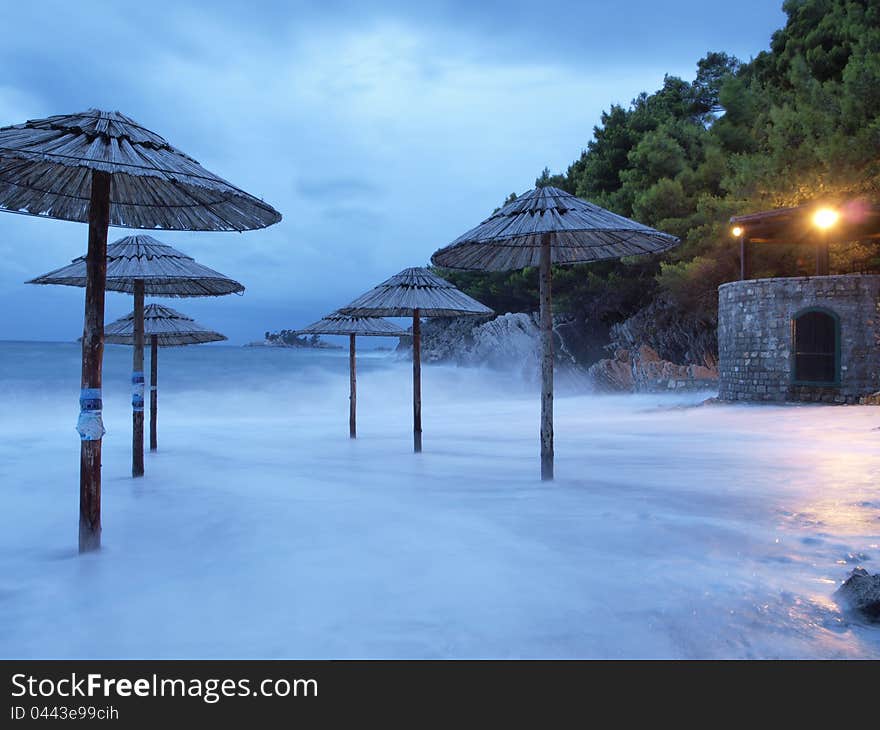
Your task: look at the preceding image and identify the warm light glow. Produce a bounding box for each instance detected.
[813,208,839,230]
[731,226,744,237]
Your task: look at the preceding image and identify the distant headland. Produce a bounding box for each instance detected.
[245,330,342,349]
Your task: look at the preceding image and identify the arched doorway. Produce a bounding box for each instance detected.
[791,308,840,385]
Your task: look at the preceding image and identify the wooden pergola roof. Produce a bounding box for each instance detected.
[730,200,880,244]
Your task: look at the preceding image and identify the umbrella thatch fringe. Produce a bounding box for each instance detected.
[0,110,281,231]
[338,267,493,318]
[104,304,226,346]
[27,235,244,296]
[296,312,406,337]
[431,186,679,270]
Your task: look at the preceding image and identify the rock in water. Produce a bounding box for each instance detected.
[413,315,489,364]
[468,313,541,374]
[404,312,575,378]
[587,345,718,393]
[835,568,880,622]
[400,310,714,387]
[587,349,635,391]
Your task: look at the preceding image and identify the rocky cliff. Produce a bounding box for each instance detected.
[587,345,718,392]
[397,313,536,378]
[607,296,717,368]
[398,312,591,379]
[397,307,718,393]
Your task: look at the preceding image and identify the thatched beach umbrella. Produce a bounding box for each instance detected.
[296,313,406,439]
[0,109,280,552]
[338,267,492,452]
[431,186,678,480]
[29,236,243,477]
[104,304,226,452]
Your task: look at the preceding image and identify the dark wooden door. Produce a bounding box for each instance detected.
[793,310,837,383]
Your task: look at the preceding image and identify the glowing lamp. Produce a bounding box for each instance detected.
[731,226,743,237]
[813,208,839,230]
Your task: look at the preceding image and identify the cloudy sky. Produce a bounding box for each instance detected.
[0,0,786,343]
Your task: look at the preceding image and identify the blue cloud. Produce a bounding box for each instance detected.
[0,0,786,344]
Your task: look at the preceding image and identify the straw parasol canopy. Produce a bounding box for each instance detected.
[431,186,678,269]
[28,235,244,478]
[338,267,492,452]
[432,186,679,481]
[296,313,406,439]
[338,267,492,317]
[296,312,407,338]
[105,303,227,346]
[0,109,281,230]
[28,236,245,296]
[0,108,281,552]
[103,304,226,457]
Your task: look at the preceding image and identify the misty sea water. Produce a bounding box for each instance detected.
[0,340,878,659]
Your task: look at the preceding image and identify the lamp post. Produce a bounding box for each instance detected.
[812,208,838,276]
[732,226,750,281]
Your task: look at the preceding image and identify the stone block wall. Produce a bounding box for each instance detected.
[718,275,880,403]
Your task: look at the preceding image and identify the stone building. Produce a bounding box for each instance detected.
[718,202,880,404]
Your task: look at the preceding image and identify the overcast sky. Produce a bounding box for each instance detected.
[0,0,786,344]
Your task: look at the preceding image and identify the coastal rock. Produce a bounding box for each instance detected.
[588,345,719,393]
[835,568,880,622]
[467,313,542,372]
[401,312,583,377]
[414,315,489,364]
[396,306,716,390]
[255,330,343,349]
[609,296,717,367]
[411,313,543,377]
[587,352,634,391]
[553,315,611,365]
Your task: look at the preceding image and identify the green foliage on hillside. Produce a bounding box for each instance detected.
[440,0,880,338]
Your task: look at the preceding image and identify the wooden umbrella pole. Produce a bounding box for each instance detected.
[132,280,145,477]
[413,309,422,453]
[349,334,357,439]
[150,334,158,451]
[78,170,111,553]
[539,232,554,481]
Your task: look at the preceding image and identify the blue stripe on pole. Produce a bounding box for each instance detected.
[79,388,102,412]
[77,388,105,441]
[132,371,145,411]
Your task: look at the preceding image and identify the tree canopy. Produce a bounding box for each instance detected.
[439,0,880,352]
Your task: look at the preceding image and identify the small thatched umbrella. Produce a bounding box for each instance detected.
[0,109,280,552]
[104,304,226,451]
[432,186,678,480]
[296,313,406,438]
[29,236,243,477]
[338,267,492,452]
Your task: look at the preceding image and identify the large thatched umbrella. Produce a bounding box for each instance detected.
[296,313,406,438]
[338,267,492,452]
[104,304,226,452]
[432,186,678,480]
[28,236,243,477]
[0,109,280,552]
